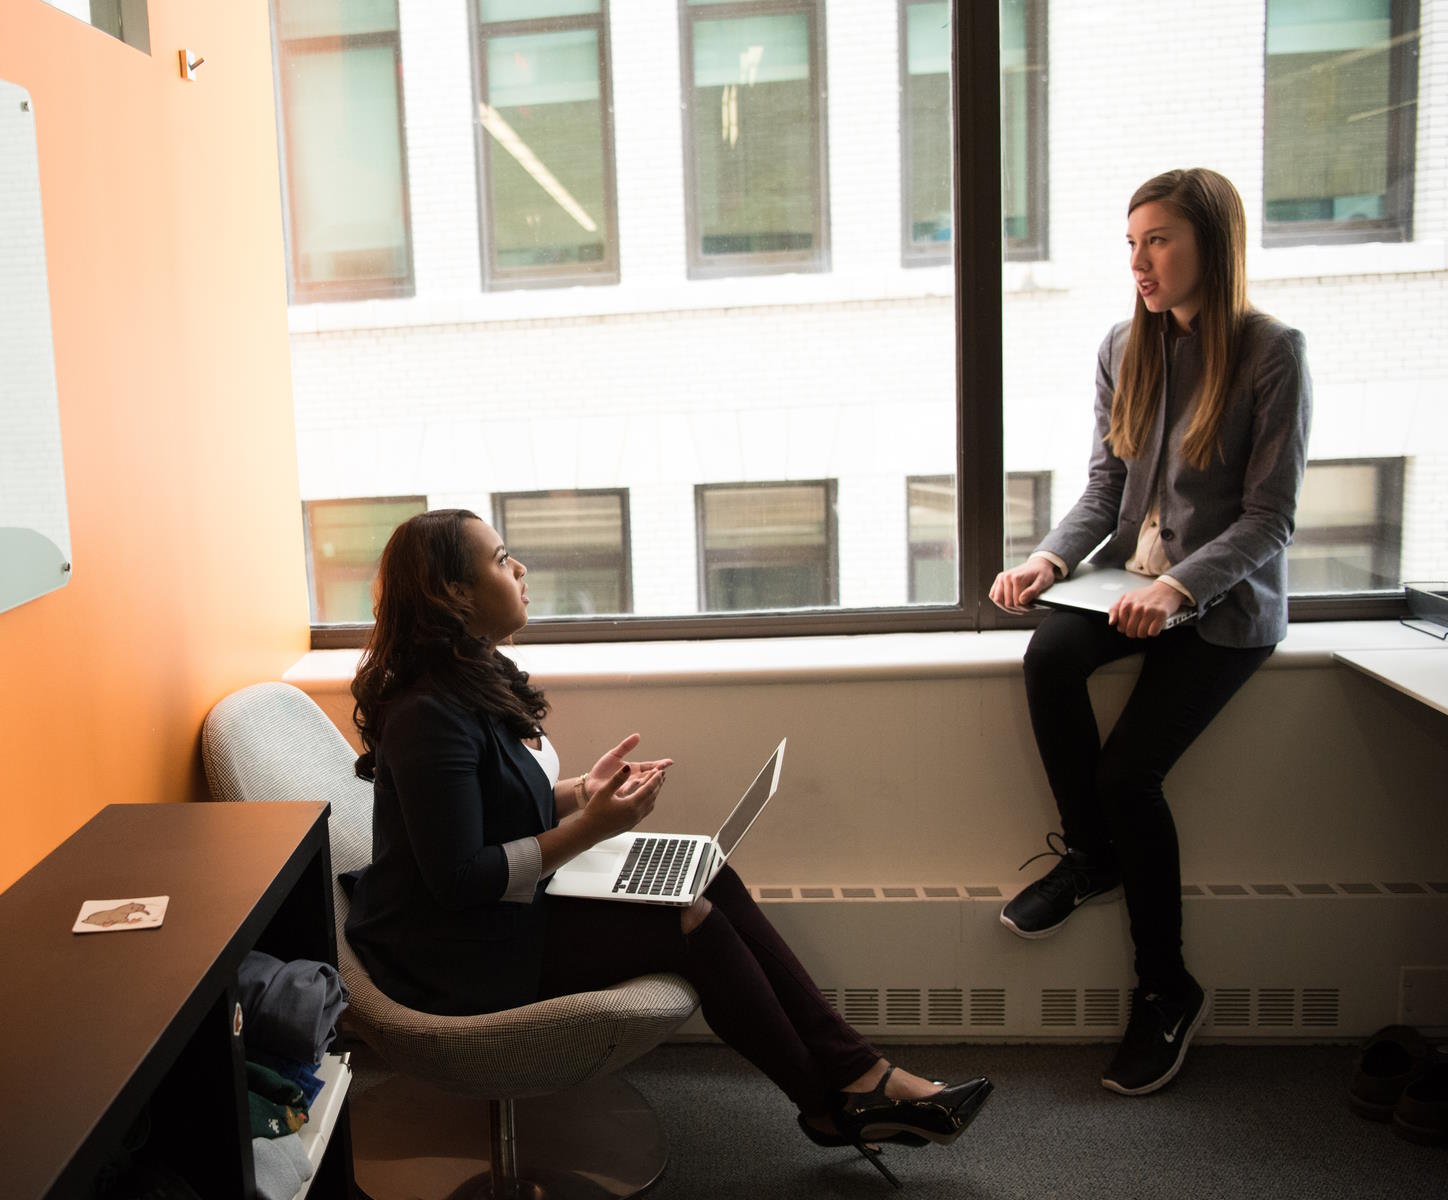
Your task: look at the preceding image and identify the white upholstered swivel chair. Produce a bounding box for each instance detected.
[202,681,698,1199]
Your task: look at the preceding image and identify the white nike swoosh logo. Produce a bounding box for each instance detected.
[1163,1015,1185,1044]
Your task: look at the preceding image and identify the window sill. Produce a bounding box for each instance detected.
[1248,240,1447,282]
[285,267,955,334]
[284,620,1437,694]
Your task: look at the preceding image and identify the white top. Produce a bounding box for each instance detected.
[524,734,560,788]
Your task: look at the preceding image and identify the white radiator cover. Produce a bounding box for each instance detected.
[672,882,1448,1042]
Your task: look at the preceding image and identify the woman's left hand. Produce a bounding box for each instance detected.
[585,734,673,804]
[1108,581,1187,639]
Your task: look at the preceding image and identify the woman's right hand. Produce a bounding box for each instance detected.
[988,555,1059,613]
[578,763,665,842]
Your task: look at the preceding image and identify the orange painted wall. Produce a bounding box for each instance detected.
[0,2,309,890]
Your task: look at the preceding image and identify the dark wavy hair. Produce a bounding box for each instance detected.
[351,509,549,781]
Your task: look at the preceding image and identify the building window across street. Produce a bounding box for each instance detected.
[1289,458,1405,593]
[1263,0,1419,246]
[304,496,427,624]
[680,0,830,278]
[273,0,415,301]
[472,1,620,287]
[697,481,837,611]
[494,489,632,616]
[908,472,1052,603]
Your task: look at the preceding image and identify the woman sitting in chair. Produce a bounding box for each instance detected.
[344,508,991,1176]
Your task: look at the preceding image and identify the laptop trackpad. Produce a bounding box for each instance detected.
[565,834,634,874]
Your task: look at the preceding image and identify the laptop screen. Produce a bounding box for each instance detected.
[715,740,786,857]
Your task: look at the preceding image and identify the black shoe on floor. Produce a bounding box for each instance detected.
[1101,976,1208,1096]
[999,832,1121,939]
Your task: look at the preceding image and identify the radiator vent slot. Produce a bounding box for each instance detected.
[1251,883,1292,896]
[927,989,964,1027]
[970,988,1006,1027]
[758,886,793,899]
[1084,988,1123,1027]
[820,988,838,1010]
[800,887,834,899]
[1429,882,1448,895]
[844,988,879,1026]
[1258,988,1295,1027]
[1181,884,1204,896]
[886,989,922,1026]
[841,887,877,899]
[1385,882,1426,895]
[965,886,1002,898]
[1041,989,1078,1027]
[1339,882,1381,895]
[1301,988,1340,1028]
[923,886,960,898]
[882,887,918,899]
[1213,988,1251,1028]
[1295,883,1335,895]
[1208,884,1249,896]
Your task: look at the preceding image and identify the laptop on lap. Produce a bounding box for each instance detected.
[1032,563,1197,629]
[546,739,786,907]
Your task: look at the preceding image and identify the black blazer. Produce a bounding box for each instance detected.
[344,683,557,1015]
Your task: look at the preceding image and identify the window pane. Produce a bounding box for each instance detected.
[690,12,817,260]
[305,498,426,623]
[904,2,952,254]
[1289,460,1402,591]
[1265,0,1404,235]
[1000,0,1033,247]
[700,484,834,611]
[907,476,956,603]
[480,0,599,20]
[497,491,630,615]
[283,45,410,288]
[482,30,609,270]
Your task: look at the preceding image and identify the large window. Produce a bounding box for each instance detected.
[472,1,619,287]
[494,490,632,615]
[697,482,837,611]
[274,0,415,301]
[1264,0,1419,246]
[680,0,829,277]
[303,497,427,624]
[1289,459,1404,593]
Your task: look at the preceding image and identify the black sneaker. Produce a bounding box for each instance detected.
[999,833,1122,939]
[1101,976,1208,1096]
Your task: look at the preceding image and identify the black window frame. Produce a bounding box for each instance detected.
[678,0,832,280]
[1262,0,1420,249]
[695,480,839,612]
[493,487,634,615]
[469,2,622,291]
[271,0,417,304]
[310,2,1409,648]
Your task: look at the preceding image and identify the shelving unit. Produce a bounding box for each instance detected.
[0,802,357,1199]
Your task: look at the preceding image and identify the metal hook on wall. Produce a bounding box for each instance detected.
[179,50,205,81]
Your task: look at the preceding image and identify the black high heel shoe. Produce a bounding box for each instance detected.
[838,1066,994,1147]
[796,1114,907,1188]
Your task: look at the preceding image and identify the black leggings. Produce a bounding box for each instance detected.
[1022,611,1273,994]
[538,864,880,1116]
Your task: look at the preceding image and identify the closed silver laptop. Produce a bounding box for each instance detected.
[1033,563,1197,629]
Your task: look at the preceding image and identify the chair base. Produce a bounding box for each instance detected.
[349,1072,669,1200]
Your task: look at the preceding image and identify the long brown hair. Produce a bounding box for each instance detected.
[351,509,548,780]
[1107,168,1249,470]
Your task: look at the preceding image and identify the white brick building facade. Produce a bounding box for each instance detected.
[288,0,1447,617]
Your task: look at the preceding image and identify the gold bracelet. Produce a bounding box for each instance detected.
[574,775,588,809]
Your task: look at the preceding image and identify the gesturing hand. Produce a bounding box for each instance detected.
[581,762,667,841]
[1108,581,1186,639]
[584,734,673,806]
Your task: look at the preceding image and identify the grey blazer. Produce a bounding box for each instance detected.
[1034,310,1312,648]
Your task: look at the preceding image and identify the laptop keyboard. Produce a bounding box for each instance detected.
[614,836,698,897]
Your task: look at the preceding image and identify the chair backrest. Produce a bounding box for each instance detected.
[202,681,373,880]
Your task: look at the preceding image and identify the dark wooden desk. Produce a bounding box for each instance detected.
[0,802,354,1199]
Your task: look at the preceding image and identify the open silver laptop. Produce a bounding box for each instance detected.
[546,739,786,907]
[1033,563,1197,629]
